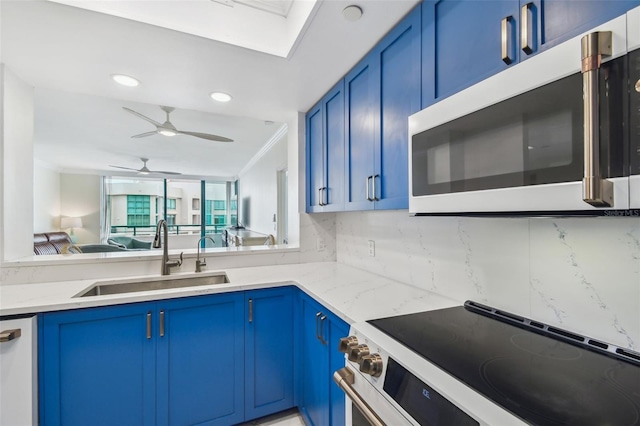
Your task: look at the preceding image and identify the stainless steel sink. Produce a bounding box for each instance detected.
[75,273,230,297]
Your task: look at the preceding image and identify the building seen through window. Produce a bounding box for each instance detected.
[106,177,235,240]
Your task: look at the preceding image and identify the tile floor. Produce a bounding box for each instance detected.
[236,409,306,426]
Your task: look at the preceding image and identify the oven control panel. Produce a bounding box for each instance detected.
[339,336,383,377]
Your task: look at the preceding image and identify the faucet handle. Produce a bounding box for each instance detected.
[167,252,183,269]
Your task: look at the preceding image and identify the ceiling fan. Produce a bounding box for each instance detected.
[109,158,182,175]
[122,106,234,142]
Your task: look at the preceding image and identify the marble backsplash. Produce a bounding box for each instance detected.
[336,210,640,350]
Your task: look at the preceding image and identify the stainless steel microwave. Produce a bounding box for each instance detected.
[409,8,640,215]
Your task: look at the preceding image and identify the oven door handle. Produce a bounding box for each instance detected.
[333,367,386,426]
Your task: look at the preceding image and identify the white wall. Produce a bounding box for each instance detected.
[238,126,287,237]
[336,210,640,351]
[60,173,101,244]
[33,160,60,233]
[1,64,34,261]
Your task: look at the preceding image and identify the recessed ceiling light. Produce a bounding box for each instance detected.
[342,5,363,21]
[111,74,140,87]
[210,92,232,102]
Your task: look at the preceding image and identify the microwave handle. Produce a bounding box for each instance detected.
[581,31,614,207]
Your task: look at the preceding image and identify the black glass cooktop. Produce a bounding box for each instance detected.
[368,304,640,426]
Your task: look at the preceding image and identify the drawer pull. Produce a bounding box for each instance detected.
[0,328,21,343]
[501,16,514,64]
[521,3,533,54]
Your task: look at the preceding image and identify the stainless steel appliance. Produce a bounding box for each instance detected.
[409,7,640,215]
[336,302,640,425]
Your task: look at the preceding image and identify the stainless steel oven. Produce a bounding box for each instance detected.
[409,7,640,215]
[336,303,640,426]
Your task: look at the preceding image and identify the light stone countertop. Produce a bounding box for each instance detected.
[0,262,459,323]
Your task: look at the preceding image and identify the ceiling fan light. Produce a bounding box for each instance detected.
[158,129,177,137]
[139,170,150,175]
[210,92,232,103]
[111,74,140,87]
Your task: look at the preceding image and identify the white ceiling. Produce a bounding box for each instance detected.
[1,0,420,179]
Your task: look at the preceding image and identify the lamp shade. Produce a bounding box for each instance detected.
[61,217,83,229]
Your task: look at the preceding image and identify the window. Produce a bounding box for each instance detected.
[192,214,201,225]
[214,200,226,210]
[167,199,176,210]
[230,200,237,211]
[214,215,226,225]
[166,214,176,225]
[192,198,200,210]
[127,195,151,226]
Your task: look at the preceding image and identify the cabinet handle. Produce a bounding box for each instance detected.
[159,310,165,337]
[319,315,327,345]
[318,188,324,206]
[248,299,253,323]
[146,312,152,340]
[581,31,614,206]
[315,312,322,341]
[322,187,328,206]
[366,176,372,201]
[501,16,514,64]
[372,174,380,202]
[0,328,21,343]
[521,3,533,54]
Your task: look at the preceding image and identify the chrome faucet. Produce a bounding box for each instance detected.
[153,219,183,275]
[195,236,215,272]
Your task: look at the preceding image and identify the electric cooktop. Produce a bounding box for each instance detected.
[368,302,640,426]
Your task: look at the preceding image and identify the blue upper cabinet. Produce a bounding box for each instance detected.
[306,81,345,213]
[524,0,640,56]
[422,0,519,106]
[306,103,324,212]
[344,55,378,211]
[344,5,421,210]
[244,287,295,421]
[422,0,640,107]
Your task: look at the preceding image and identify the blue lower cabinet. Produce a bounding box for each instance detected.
[157,293,245,426]
[40,303,157,426]
[245,287,295,421]
[299,292,349,426]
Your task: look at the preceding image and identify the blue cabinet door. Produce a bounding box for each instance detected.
[345,54,378,211]
[374,5,421,210]
[156,293,245,426]
[306,82,345,212]
[422,0,519,106]
[327,313,349,426]
[245,287,295,420]
[306,102,324,213]
[323,81,346,212]
[40,303,156,426]
[299,294,329,426]
[522,0,639,59]
[344,6,420,211]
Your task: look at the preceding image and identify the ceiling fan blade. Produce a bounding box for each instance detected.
[122,107,162,127]
[150,170,182,175]
[131,131,158,138]
[177,130,234,142]
[109,165,140,171]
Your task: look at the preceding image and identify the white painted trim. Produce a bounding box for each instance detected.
[630,176,640,209]
[238,123,288,178]
[627,5,640,51]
